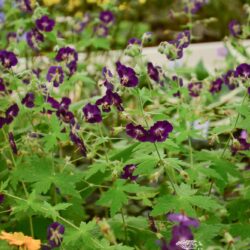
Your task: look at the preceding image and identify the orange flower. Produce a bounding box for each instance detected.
[0,231,41,250]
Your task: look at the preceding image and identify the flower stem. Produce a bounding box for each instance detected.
[208,91,248,196]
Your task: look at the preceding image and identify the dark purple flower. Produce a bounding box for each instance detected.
[223,70,239,90]
[0,50,18,68]
[128,38,142,45]
[47,222,65,249]
[102,67,114,90]
[0,78,5,92]
[7,32,17,44]
[74,13,91,32]
[126,123,149,142]
[228,20,242,37]
[17,0,33,13]
[121,164,138,181]
[67,60,77,76]
[172,76,183,97]
[8,132,18,155]
[36,15,55,32]
[231,130,250,155]
[55,47,78,63]
[148,121,173,143]
[47,66,64,87]
[32,68,42,78]
[0,193,5,204]
[188,82,203,97]
[47,96,60,110]
[210,78,223,94]
[169,225,194,250]
[184,0,206,14]
[165,40,184,61]
[56,97,74,124]
[236,63,250,80]
[99,11,114,24]
[70,132,87,156]
[167,213,200,228]
[5,104,19,124]
[176,30,191,49]
[21,92,35,108]
[116,61,139,87]
[94,24,109,37]
[0,117,5,128]
[147,62,160,83]
[26,28,44,50]
[96,90,123,112]
[83,103,102,123]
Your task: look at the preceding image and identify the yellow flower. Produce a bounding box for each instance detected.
[86,0,111,5]
[0,231,41,250]
[43,0,61,7]
[67,0,81,11]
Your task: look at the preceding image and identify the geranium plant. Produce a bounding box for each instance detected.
[0,0,250,250]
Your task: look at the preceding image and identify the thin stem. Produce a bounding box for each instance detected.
[121,208,128,244]
[98,124,109,164]
[208,92,248,196]
[137,90,177,193]
[188,137,194,167]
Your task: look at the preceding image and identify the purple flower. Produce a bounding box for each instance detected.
[94,24,109,37]
[188,82,203,97]
[223,70,239,90]
[26,28,44,50]
[147,62,160,83]
[32,68,42,79]
[0,78,5,92]
[67,60,77,76]
[169,225,194,250]
[116,61,139,87]
[184,0,206,14]
[172,76,183,97]
[7,32,17,44]
[0,12,5,23]
[231,130,250,155]
[5,104,19,124]
[47,66,64,87]
[47,222,65,249]
[21,92,35,108]
[83,103,102,123]
[126,123,149,142]
[96,90,123,112]
[0,50,18,68]
[56,97,75,124]
[0,193,5,204]
[55,47,78,63]
[0,117,5,128]
[74,13,91,32]
[36,15,55,32]
[128,38,142,45]
[8,132,18,155]
[99,11,114,24]
[228,20,242,37]
[176,30,191,49]
[210,78,223,94]
[162,40,184,61]
[148,121,173,143]
[167,213,200,228]
[102,67,114,90]
[236,63,250,80]
[121,164,138,181]
[55,47,78,75]
[16,0,33,13]
[70,132,87,156]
